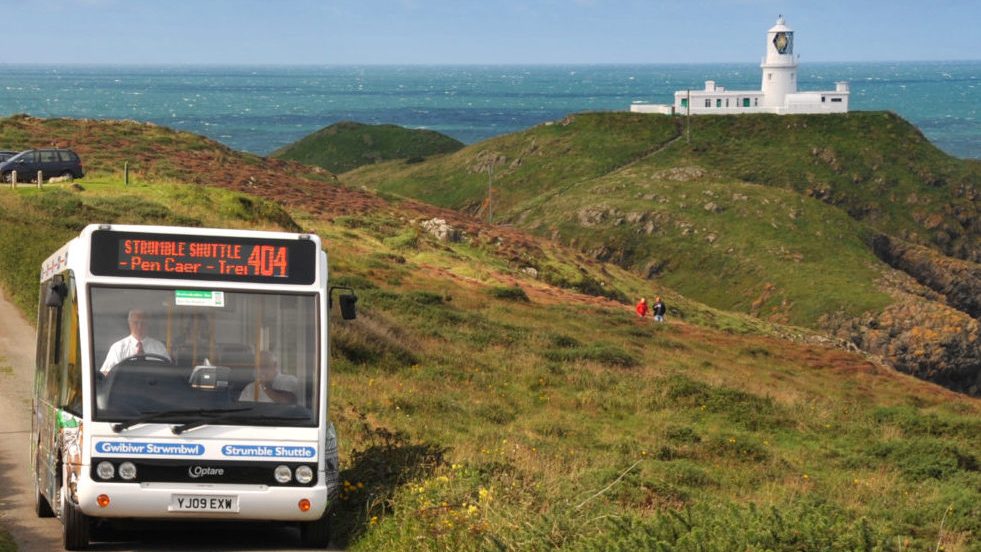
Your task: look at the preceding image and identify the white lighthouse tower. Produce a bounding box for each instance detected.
[630,15,849,115]
[760,15,798,107]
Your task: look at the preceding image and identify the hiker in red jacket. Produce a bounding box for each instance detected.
[635,297,649,318]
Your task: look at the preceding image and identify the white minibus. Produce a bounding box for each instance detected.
[31,224,356,549]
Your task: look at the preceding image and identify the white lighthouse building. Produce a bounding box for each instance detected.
[631,16,849,115]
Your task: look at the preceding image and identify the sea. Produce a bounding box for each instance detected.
[0,62,978,159]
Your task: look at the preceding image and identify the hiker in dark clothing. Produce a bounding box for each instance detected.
[652,296,666,322]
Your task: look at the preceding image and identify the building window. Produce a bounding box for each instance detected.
[754,98,759,106]
[791,73,795,81]
[743,98,751,107]
[705,99,711,108]
[725,99,729,107]
[822,96,826,103]
[831,98,843,103]
[768,73,772,81]
[681,98,688,108]
[716,99,722,108]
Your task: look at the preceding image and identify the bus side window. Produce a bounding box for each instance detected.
[61,274,82,415]
[43,291,62,407]
[34,283,51,401]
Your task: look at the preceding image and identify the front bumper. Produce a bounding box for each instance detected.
[77,478,331,521]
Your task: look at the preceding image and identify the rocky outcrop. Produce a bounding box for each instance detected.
[420,218,463,242]
[872,235,981,319]
[823,292,981,396]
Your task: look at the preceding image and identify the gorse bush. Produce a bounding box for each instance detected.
[216,193,300,231]
[488,285,530,302]
[540,266,629,302]
[547,333,580,348]
[383,229,419,250]
[872,405,981,439]
[330,309,419,370]
[870,438,978,481]
[660,375,789,431]
[572,502,886,552]
[542,343,639,367]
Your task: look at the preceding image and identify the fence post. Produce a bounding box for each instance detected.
[37,170,43,189]
[11,170,17,188]
[124,161,129,187]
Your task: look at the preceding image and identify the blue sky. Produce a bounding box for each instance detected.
[2,0,979,65]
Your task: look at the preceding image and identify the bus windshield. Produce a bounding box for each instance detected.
[90,286,319,427]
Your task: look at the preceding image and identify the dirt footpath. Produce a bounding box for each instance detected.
[0,287,62,551]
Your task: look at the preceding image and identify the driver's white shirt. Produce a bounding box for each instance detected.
[100,335,170,375]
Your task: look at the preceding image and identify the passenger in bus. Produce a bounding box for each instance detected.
[238,351,297,404]
[99,309,171,375]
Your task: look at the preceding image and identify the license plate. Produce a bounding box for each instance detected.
[170,494,239,513]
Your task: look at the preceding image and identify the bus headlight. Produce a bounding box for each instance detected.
[96,461,115,480]
[274,465,292,484]
[295,465,314,484]
[118,462,137,481]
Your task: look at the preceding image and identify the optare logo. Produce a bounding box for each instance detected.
[188,466,224,479]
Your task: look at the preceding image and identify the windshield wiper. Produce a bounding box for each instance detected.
[111,408,251,433]
[171,414,310,435]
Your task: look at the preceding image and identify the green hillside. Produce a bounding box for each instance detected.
[347,113,682,214]
[346,112,979,263]
[344,112,981,394]
[0,118,978,551]
[271,121,464,174]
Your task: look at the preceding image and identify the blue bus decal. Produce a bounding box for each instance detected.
[221,444,316,459]
[94,441,205,456]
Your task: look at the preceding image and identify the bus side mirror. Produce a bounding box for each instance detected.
[329,286,357,321]
[45,277,66,307]
[339,294,357,321]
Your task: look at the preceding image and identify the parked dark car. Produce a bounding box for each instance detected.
[0,151,17,163]
[0,148,84,182]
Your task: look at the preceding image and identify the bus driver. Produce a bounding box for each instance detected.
[100,308,171,375]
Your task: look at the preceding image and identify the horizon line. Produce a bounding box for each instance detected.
[0,59,979,68]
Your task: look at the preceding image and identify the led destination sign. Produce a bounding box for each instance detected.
[91,230,317,284]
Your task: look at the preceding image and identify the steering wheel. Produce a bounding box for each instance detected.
[121,353,172,364]
[104,353,173,376]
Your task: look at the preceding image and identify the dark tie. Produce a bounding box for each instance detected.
[135,340,144,355]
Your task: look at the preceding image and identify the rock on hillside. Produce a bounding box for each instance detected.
[271,121,464,174]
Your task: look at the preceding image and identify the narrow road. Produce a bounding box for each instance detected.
[0,286,333,551]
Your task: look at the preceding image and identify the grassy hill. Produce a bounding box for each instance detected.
[346,112,979,263]
[344,112,981,395]
[0,117,978,551]
[271,121,464,174]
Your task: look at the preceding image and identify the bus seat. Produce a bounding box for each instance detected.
[217,343,254,368]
